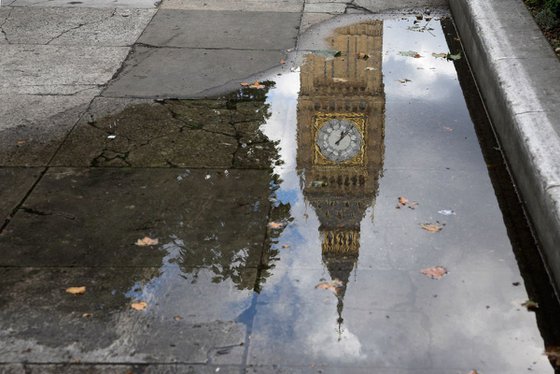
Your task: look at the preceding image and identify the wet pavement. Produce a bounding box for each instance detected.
[1,4,560,374]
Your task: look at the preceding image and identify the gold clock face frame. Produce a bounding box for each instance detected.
[313,113,367,166]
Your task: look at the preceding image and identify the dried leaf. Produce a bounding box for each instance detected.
[315,279,344,295]
[333,77,348,83]
[268,221,284,229]
[398,78,412,84]
[365,67,377,71]
[398,196,409,205]
[174,315,183,321]
[280,58,286,65]
[240,82,250,87]
[282,244,290,249]
[522,300,539,310]
[399,50,422,58]
[396,196,418,209]
[16,140,26,145]
[135,236,158,246]
[432,52,448,58]
[357,52,369,60]
[66,286,86,295]
[421,266,448,280]
[131,301,148,311]
[249,81,266,89]
[82,313,93,318]
[420,223,444,233]
[333,51,342,57]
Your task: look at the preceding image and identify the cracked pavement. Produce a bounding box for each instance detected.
[1,0,559,373]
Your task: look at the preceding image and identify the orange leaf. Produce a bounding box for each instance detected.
[268,221,284,229]
[420,223,444,232]
[421,266,448,280]
[66,286,86,295]
[131,301,148,311]
[135,236,158,246]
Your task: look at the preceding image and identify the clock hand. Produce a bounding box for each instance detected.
[335,130,348,146]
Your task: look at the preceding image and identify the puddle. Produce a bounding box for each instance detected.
[1,12,559,373]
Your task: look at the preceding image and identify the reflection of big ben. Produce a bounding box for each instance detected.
[297,21,385,331]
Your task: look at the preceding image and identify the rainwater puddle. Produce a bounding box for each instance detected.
[1,12,559,373]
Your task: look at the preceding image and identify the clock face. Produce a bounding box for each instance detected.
[316,118,363,162]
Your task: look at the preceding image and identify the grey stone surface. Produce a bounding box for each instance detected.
[0,45,129,95]
[0,168,42,221]
[0,92,97,166]
[303,0,448,14]
[0,267,249,364]
[1,7,155,46]
[9,0,159,8]
[0,168,273,269]
[138,10,299,50]
[449,0,560,295]
[161,0,303,12]
[0,364,241,373]
[53,96,277,167]
[102,47,285,98]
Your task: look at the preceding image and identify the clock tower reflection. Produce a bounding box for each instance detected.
[296,21,385,333]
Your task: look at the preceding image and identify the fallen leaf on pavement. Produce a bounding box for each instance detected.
[268,221,284,229]
[420,222,444,232]
[174,315,183,321]
[396,196,418,209]
[315,279,344,295]
[357,52,369,60]
[82,313,93,318]
[135,236,159,246]
[522,300,539,310]
[280,58,286,65]
[421,266,448,280]
[131,301,148,311]
[333,77,348,83]
[66,286,86,295]
[399,50,422,58]
[365,67,376,71]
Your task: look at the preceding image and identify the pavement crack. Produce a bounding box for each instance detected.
[44,9,117,45]
[0,8,13,44]
[345,0,374,14]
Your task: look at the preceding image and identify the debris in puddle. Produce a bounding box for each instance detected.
[512,282,521,286]
[398,78,412,84]
[174,315,183,321]
[421,266,448,280]
[107,134,116,140]
[544,346,560,366]
[447,52,462,61]
[315,279,344,295]
[521,300,539,311]
[443,126,454,132]
[280,58,286,65]
[82,313,93,318]
[66,286,86,295]
[135,236,159,246]
[438,209,455,216]
[240,81,266,89]
[420,222,445,232]
[131,301,148,311]
[357,52,369,60]
[205,174,212,180]
[268,221,285,230]
[16,140,26,145]
[396,196,418,209]
[398,50,422,58]
[365,67,377,71]
[333,77,349,83]
[282,244,290,249]
[467,371,479,374]
[432,52,448,59]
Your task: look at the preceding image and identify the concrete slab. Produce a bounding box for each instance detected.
[53,96,278,168]
[161,0,303,12]
[0,45,129,95]
[0,168,43,222]
[9,0,159,8]
[0,92,97,166]
[299,12,336,33]
[138,10,299,50]
[303,0,448,14]
[102,46,285,98]
[0,168,273,269]
[0,365,241,373]
[1,7,155,46]
[0,267,251,363]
